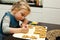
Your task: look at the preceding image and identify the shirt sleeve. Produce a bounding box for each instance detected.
[2,16,10,34]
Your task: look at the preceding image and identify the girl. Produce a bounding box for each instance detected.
[0,0,31,36]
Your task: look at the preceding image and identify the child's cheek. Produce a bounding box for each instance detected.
[15,14,20,20]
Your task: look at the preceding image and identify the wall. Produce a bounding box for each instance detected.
[0,0,60,25]
[41,0,60,24]
[27,0,60,25]
[43,0,60,8]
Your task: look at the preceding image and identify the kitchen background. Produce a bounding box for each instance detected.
[0,0,60,25]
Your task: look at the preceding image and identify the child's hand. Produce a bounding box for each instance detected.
[21,23,28,28]
[21,26,29,33]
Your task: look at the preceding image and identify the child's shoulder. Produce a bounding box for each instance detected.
[3,11,11,17]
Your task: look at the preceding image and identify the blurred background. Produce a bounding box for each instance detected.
[0,0,60,25]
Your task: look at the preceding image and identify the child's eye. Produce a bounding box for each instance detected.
[21,13,24,16]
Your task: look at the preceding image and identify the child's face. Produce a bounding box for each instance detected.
[14,9,29,21]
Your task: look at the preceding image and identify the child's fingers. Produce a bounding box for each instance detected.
[23,25,28,28]
[21,27,29,33]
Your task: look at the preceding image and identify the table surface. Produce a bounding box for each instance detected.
[3,35,46,40]
[2,22,60,40]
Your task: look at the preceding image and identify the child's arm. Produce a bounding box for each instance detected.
[2,16,28,34]
[21,18,32,28]
[9,27,29,34]
[21,18,38,26]
[21,18,28,24]
[21,18,32,24]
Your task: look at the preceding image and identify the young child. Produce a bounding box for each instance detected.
[0,0,31,36]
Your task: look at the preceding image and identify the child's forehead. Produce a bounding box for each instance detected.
[19,9,28,13]
[18,9,29,14]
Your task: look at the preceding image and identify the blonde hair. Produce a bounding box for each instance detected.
[11,0,30,12]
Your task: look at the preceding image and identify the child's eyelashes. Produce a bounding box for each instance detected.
[21,13,25,17]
